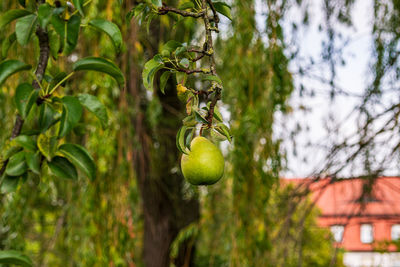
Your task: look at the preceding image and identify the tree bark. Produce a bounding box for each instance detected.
[125,2,200,266]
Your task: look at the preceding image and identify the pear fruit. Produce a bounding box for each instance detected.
[181,136,224,185]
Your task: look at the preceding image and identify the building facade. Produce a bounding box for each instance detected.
[286,177,400,267]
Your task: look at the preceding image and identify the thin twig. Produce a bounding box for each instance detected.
[158,5,205,18]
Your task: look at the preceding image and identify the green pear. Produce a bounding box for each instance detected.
[181,136,225,185]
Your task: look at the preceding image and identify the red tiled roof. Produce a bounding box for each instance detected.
[283,177,400,251]
[284,177,400,217]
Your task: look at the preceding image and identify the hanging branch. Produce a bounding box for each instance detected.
[0,27,50,177]
[157,0,222,128]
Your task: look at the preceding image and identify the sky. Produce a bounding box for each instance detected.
[271,0,375,177]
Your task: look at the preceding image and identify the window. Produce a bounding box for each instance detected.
[391,224,400,240]
[330,225,344,242]
[360,224,373,243]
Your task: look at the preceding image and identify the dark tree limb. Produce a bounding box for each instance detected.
[0,26,49,177]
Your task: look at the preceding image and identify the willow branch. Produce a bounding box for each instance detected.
[0,26,49,177]
[158,5,205,17]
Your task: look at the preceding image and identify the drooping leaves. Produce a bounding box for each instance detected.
[48,156,78,180]
[161,40,182,56]
[2,33,16,59]
[13,135,36,152]
[203,74,222,85]
[142,55,164,91]
[58,144,96,181]
[0,250,33,267]
[58,96,83,138]
[51,14,81,55]
[14,83,37,118]
[89,19,123,53]
[39,103,58,132]
[73,57,125,86]
[0,176,21,193]
[5,151,27,177]
[65,15,81,55]
[37,134,57,161]
[25,151,40,174]
[159,71,171,94]
[72,0,85,16]
[176,126,189,154]
[15,14,37,46]
[0,60,31,85]
[212,1,232,20]
[37,3,52,28]
[0,9,31,28]
[77,94,108,128]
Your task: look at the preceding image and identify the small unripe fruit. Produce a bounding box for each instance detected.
[181,136,224,185]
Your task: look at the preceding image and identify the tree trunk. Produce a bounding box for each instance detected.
[124,3,200,266]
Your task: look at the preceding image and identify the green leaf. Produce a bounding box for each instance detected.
[2,32,16,59]
[15,14,37,46]
[72,0,85,16]
[89,19,123,53]
[49,72,67,89]
[13,135,36,151]
[1,175,21,193]
[179,58,190,68]
[18,0,26,7]
[14,83,36,118]
[51,14,81,55]
[49,29,60,59]
[0,59,31,85]
[179,2,195,10]
[77,94,108,128]
[50,14,66,52]
[48,156,78,180]
[182,114,197,127]
[176,126,189,154]
[38,3,52,28]
[0,250,33,267]
[161,40,182,57]
[39,103,58,132]
[58,96,83,138]
[142,57,163,91]
[58,143,96,181]
[73,57,125,86]
[203,75,222,85]
[37,134,57,161]
[194,110,208,124]
[212,1,232,20]
[64,15,81,55]
[151,0,162,7]
[25,151,40,174]
[5,151,27,176]
[186,127,195,149]
[159,71,171,94]
[0,9,31,28]
[215,123,232,142]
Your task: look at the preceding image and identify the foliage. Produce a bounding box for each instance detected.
[132,0,232,153]
[0,0,377,266]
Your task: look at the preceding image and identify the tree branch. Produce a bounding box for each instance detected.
[0,26,49,177]
[158,5,205,18]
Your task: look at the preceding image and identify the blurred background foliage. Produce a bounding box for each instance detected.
[0,0,346,266]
